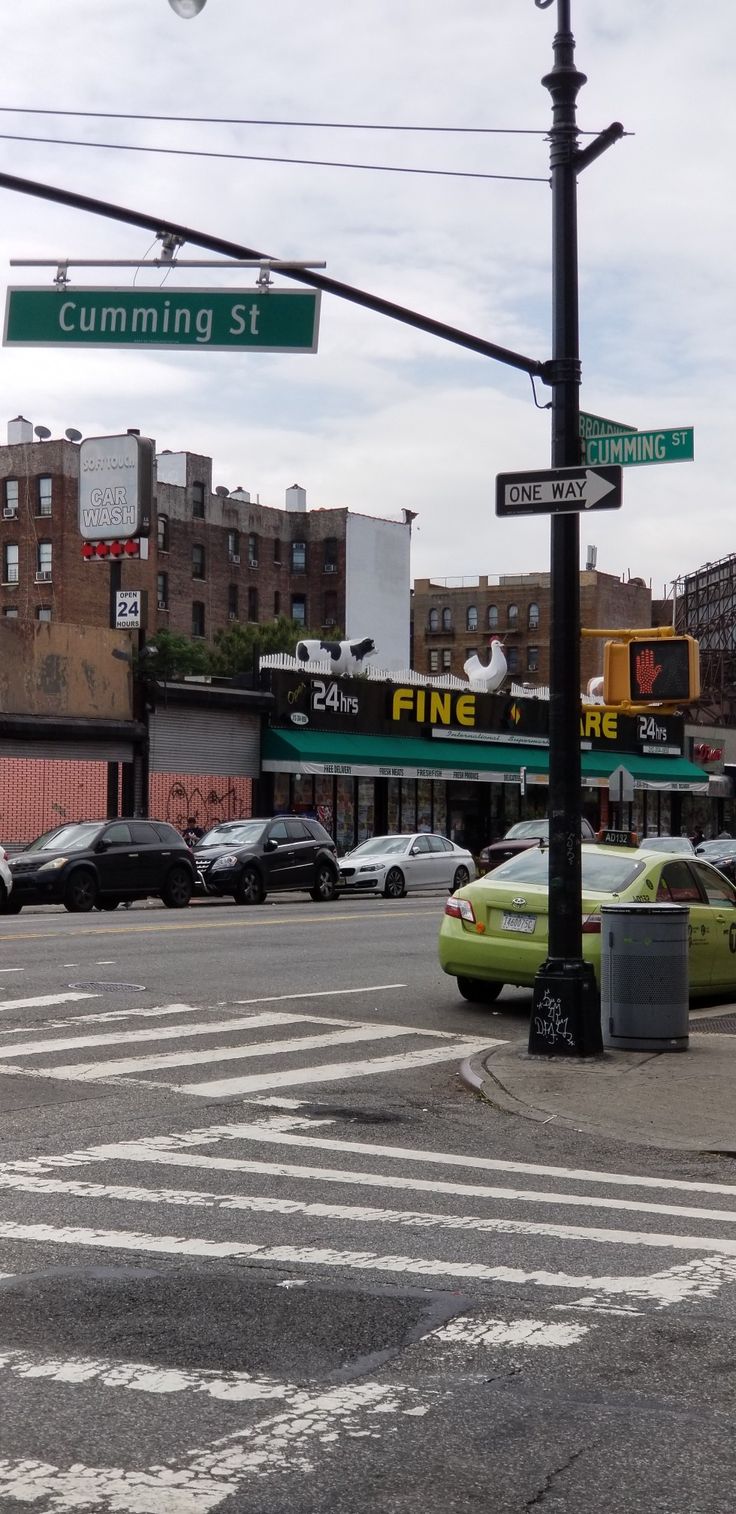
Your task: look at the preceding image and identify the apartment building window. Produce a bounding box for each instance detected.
[228,583,239,620]
[527,645,540,673]
[528,602,540,630]
[157,514,169,552]
[36,541,52,581]
[273,536,282,565]
[192,543,205,580]
[291,594,306,625]
[37,476,52,516]
[157,572,169,610]
[466,605,478,631]
[192,601,205,638]
[428,607,439,631]
[507,646,521,674]
[247,586,258,622]
[442,607,452,631]
[248,532,259,568]
[3,543,19,584]
[323,537,338,573]
[274,590,281,616]
[36,606,52,622]
[192,481,205,519]
[3,480,18,514]
[323,589,338,628]
[429,649,439,673]
[227,529,240,562]
[442,648,452,670]
[291,540,307,573]
[465,647,477,661]
[3,607,17,618]
[507,603,519,627]
[487,604,498,629]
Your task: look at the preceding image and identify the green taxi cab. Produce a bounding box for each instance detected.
[439,840,736,1004]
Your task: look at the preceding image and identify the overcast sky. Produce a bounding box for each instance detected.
[1,1,733,603]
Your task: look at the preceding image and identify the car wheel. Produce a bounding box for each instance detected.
[96,898,122,911]
[452,865,470,890]
[383,867,406,900]
[457,975,503,1005]
[64,870,98,913]
[161,866,194,909]
[235,867,265,906]
[310,864,338,903]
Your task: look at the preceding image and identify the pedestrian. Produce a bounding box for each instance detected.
[183,816,204,848]
[689,826,705,847]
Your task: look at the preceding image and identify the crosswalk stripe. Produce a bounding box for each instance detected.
[34,1117,736,1199]
[175,1040,499,1097]
[0,991,100,1012]
[4,1158,736,1227]
[3,1219,736,1300]
[0,1348,298,1403]
[26,1023,451,1082]
[431,1317,590,1347]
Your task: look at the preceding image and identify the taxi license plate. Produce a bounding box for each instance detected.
[502,912,536,935]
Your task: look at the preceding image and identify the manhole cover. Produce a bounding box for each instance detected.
[69,981,146,992]
[691,1013,736,1035]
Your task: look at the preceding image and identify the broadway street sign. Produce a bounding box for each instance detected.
[495,465,622,517]
[579,410,636,440]
[3,286,321,352]
[585,426,694,468]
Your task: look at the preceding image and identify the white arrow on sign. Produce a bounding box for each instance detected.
[503,469,617,511]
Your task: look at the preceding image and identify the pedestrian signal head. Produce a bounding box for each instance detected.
[603,635,700,705]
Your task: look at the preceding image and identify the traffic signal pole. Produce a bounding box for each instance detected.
[528,1,622,1057]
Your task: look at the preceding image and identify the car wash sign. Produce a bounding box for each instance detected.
[3,287,321,352]
[79,433,154,542]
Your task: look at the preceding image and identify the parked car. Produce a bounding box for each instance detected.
[439,841,736,1004]
[693,840,736,885]
[194,816,339,904]
[0,844,12,913]
[639,836,695,855]
[478,817,597,874]
[3,819,195,913]
[338,833,476,899]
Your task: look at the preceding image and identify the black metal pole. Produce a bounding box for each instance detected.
[528,0,601,1057]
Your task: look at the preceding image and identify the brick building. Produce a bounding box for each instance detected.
[0,417,412,667]
[412,569,653,689]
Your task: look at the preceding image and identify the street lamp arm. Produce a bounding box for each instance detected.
[574,121,625,173]
[0,167,547,380]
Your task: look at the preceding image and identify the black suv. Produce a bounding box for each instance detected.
[4,819,196,914]
[194,816,339,904]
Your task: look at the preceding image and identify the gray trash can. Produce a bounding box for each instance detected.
[601,903,689,1052]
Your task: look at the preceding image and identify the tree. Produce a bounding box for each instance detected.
[208,616,331,677]
[137,629,210,682]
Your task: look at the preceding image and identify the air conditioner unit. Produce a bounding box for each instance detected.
[248,558,258,569]
[229,553,240,565]
[3,506,17,519]
[157,600,168,610]
[324,562,337,573]
[35,570,52,582]
[228,611,237,621]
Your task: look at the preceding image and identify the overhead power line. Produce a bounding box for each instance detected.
[0,132,549,183]
[0,106,558,135]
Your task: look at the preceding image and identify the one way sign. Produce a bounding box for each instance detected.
[495,464,622,518]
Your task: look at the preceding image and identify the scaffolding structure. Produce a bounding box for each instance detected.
[677,553,736,722]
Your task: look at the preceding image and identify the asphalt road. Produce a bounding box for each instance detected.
[1,892,736,1512]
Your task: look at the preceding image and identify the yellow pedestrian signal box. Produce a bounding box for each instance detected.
[603,635,700,705]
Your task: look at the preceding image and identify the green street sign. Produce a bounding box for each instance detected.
[585,426,694,468]
[3,286,321,352]
[580,410,636,440]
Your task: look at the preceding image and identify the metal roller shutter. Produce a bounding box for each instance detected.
[0,737,134,762]
[149,707,261,776]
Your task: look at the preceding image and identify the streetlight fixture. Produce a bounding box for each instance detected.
[168,0,207,17]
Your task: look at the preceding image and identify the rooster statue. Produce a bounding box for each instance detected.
[463,637,508,692]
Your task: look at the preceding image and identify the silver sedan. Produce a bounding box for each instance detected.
[338,833,476,899]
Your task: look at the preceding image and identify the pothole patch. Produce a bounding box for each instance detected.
[69,981,146,993]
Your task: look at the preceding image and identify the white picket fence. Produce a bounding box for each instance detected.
[259,652,554,699]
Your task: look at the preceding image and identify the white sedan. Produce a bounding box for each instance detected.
[338,833,476,899]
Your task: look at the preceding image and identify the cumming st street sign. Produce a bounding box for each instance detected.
[495,465,622,517]
[3,286,321,352]
[585,426,694,468]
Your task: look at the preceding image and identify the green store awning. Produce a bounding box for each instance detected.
[263,728,709,793]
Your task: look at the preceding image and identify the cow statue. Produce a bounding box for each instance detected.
[463,637,508,692]
[296,636,376,676]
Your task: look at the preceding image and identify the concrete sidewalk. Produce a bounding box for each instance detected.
[463,1005,736,1153]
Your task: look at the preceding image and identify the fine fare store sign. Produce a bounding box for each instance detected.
[267,670,685,783]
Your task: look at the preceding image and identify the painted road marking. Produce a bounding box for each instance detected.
[0,1010,395,1060]
[431,1316,590,1348]
[0,991,100,1012]
[176,1041,497,1098]
[0,1348,305,1403]
[0,905,440,942]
